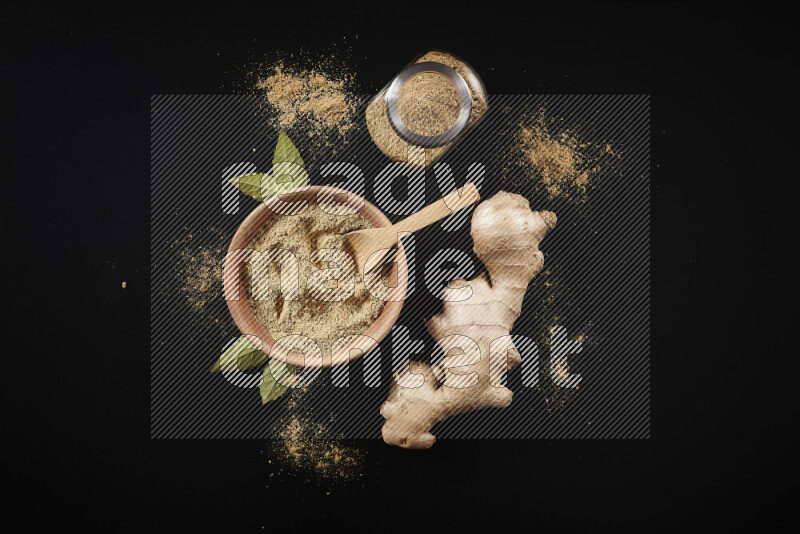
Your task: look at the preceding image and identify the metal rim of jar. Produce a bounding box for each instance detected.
[385,62,473,148]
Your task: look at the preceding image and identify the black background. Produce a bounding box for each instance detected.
[5,2,778,531]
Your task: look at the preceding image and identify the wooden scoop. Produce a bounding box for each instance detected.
[342,183,480,273]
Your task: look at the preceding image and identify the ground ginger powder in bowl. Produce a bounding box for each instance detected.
[242,203,386,357]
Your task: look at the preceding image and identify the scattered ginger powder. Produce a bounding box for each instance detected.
[255,63,356,137]
[519,122,591,199]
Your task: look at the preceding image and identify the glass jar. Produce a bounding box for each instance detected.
[366,50,488,168]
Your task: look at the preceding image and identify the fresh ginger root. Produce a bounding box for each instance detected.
[380,192,557,449]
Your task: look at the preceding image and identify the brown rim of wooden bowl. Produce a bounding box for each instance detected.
[223,186,408,369]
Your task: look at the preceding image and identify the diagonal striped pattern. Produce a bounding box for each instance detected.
[306,248,356,302]
[151,94,649,439]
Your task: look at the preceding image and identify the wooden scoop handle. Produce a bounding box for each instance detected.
[393,183,480,235]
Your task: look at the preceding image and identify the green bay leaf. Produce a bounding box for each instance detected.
[260,168,309,199]
[259,360,291,403]
[229,173,268,202]
[210,335,268,373]
[273,130,304,167]
[229,131,308,202]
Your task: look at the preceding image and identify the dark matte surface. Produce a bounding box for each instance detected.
[5,2,777,531]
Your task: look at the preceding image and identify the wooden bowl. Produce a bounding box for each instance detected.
[223,186,407,368]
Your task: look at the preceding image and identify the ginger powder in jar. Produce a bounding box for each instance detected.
[366,50,488,168]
